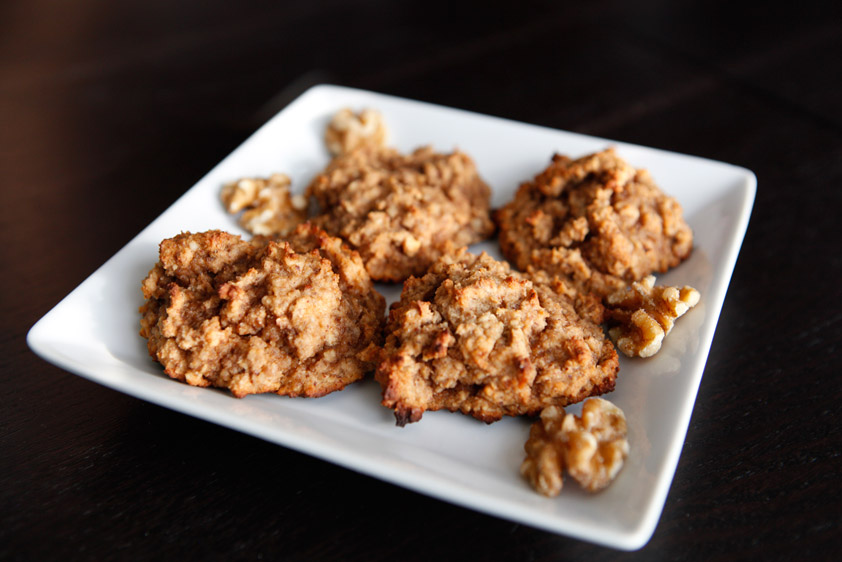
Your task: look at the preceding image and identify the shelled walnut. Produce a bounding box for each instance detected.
[521,406,566,496]
[561,398,629,492]
[325,107,388,156]
[606,275,700,357]
[220,173,307,237]
[521,398,629,496]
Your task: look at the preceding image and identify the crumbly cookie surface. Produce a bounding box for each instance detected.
[139,225,385,398]
[496,149,693,299]
[306,145,495,282]
[375,249,618,425]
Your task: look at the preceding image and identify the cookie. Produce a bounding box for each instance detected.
[375,249,618,425]
[496,148,693,299]
[139,225,385,398]
[306,145,495,282]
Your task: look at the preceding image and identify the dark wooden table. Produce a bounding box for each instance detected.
[3,1,841,559]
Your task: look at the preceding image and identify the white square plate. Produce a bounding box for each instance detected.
[27,85,755,550]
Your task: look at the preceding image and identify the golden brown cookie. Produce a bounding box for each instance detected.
[496,148,693,299]
[139,225,385,398]
[375,249,618,425]
[306,145,495,282]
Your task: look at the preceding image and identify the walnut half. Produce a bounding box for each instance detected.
[521,405,566,497]
[606,275,700,358]
[325,107,388,156]
[220,173,308,237]
[521,398,629,496]
[561,398,629,492]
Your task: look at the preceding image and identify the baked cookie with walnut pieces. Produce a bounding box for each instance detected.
[496,148,693,299]
[307,145,495,282]
[139,225,385,398]
[375,249,618,426]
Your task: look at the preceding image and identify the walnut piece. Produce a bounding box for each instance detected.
[561,398,629,492]
[521,398,629,496]
[606,275,701,357]
[220,173,307,237]
[520,405,566,496]
[325,107,388,156]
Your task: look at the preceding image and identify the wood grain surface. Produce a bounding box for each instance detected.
[2,1,840,559]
